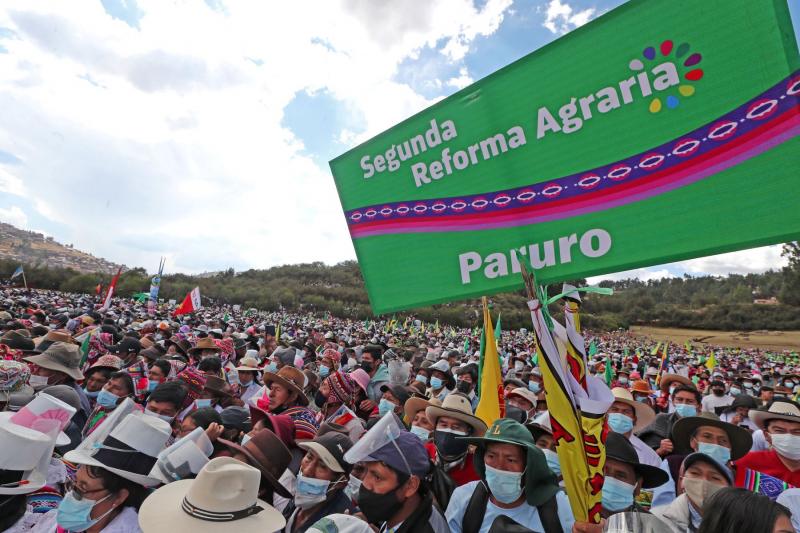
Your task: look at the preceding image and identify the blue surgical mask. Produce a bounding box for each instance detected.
[618,376,629,385]
[294,473,331,509]
[415,374,428,385]
[378,398,397,417]
[697,442,731,464]
[56,490,113,532]
[430,377,443,390]
[96,389,120,409]
[144,408,174,424]
[484,464,524,504]
[147,380,160,392]
[83,388,99,399]
[730,387,742,396]
[410,425,431,441]
[675,404,697,418]
[608,413,634,434]
[528,381,541,393]
[319,365,330,378]
[602,476,635,511]
[266,362,278,373]
[542,448,561,476]
[344,474,362,502]
[194,398,213,409]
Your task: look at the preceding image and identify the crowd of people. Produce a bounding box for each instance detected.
[1,286,799,532]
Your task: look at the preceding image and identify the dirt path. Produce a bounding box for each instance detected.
[630,326,800,351]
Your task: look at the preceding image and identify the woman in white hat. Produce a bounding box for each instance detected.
[40,412,173,533]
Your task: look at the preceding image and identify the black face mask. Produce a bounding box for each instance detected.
[314,390,327,408]
[456,380,472,394]
[358,484,402,524]
[361,362,374,373]
[712,388,725,397]
[434,429,469,460]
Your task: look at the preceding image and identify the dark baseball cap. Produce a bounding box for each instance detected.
[365,430,430,478]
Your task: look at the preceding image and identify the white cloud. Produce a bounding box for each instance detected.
[588,268,674,284]
[446,67,474,89]
[0,0,514,273]
[542,0,596,35]
[0,205,28,228]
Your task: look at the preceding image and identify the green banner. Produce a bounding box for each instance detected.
[329,0,800,314]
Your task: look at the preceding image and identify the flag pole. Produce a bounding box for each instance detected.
[22,269,27,291]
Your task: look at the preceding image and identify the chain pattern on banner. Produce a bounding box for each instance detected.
[346,73,800,237]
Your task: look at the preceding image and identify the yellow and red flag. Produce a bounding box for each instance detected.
[524,273,613,524]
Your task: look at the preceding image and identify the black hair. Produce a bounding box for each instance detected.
[109,371,135,396]
[85,367,113,382]
[85,465,148,510]
[150,359,171,378]
[187,407,222,430]
[672,384,701,404]
[698,487,791,533]
[197,356,222,374]
[147,380,188,410]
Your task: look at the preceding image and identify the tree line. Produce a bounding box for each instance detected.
[2,243,799,331]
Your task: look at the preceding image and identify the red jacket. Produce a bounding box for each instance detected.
[425,442,480,485]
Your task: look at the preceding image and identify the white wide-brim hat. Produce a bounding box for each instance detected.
[138,457,285,533]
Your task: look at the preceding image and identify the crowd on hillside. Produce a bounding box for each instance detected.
[1,287,799,533]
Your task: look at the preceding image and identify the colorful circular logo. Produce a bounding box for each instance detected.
[629,39,703,114]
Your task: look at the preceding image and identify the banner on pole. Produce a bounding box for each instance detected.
[329,0,800,314]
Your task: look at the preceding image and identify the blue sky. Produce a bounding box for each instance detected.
[0,0,797,280]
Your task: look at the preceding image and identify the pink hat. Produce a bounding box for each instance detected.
[348,369,370,393]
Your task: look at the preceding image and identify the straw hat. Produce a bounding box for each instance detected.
[750,400,800,430]
[426,393,487,435]
[262,366,308,406]
[610,387,655,431]
[658,373,694,393]
[235,357,261,373]
[138,457,285,533]
[507,387,538,408]
[404,396,441,421]
[188,337,221,355]
[24,343,84,380]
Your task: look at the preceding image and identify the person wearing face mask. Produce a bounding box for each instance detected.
[528,369,544,395]
[638,380,702,458]
[425,393,487,509]
[607,388,661,467]
[24,342,92,428]
[359,345,389,409]
[572,432,669,532]
[427,360,456,403]
[282,432,356,533]
[736,400,800,486]
[350,430,447,533]
[446,419,574,533]
[82,372,135,438]
[506,387,538,422]
[452,363,479,410]
[612,368,631,389]
[651,452,734,533]
[83,356,124,407]
[234,356,263,404]
[718,393,758,430]
[52,412,172,533]
[377,384,411,419]
[404,396,439,442]
[701,379,734,414]
[650,411,752,507]
[527,412,562,481]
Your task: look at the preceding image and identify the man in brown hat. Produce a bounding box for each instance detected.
[220,428,294,504]
[263,366,318,441]
[24,342,91,427]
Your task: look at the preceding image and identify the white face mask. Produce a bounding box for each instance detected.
[770,433,800,460]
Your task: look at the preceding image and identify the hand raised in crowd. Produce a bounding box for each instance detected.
[656,438,673,457]
[204,422,224,442]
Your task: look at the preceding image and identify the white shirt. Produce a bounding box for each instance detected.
[272,468,296,513]
[630,434,662,467]
[445,481,574,533]
[701,393,733,414]
[239,381,261,404]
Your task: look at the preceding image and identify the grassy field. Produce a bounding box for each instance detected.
[630,326,800,351]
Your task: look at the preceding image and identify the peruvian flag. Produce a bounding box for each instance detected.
[174,287,201,316]
[100,268,121,311]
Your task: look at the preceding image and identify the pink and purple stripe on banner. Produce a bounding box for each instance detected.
[347,72,800,238]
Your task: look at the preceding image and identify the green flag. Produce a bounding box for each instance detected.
[494,313,502,341]
[476,323,487,397]
[588,341,598,357]
[604,355,613,386]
